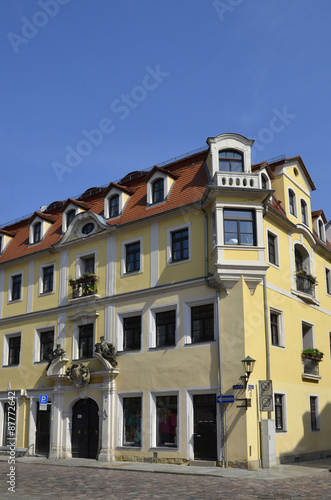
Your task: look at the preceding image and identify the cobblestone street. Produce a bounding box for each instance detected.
[0,462,331,500]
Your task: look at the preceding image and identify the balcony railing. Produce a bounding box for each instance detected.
[214,171,260,189]
[69,275,98,299]
[302,356,320,376]
[296,273,316,297]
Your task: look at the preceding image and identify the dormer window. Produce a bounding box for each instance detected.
[66,209,76,227]
[219,150,243,172]
[145,166,177,206]
[261,174,268,189]
[33,222,41,243]
[109,195,119,218]
[152,178,164,204]
[104,183,132,219]
[61,199,89,233]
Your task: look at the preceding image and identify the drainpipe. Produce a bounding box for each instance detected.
[201,204,225,467]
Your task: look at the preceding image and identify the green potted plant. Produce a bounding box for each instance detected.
[301,348,324,361]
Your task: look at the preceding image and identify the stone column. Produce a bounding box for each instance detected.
[98,373,117,462]
[27,399,37,455]
[49,381,65,460]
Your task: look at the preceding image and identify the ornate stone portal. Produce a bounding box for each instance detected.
[65,363,91,387]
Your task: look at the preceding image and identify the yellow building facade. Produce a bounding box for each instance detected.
[0,133,330,468]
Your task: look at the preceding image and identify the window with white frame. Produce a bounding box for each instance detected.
[326,268,331,295]
[78,324,94,359]
[3,333,21,367]
[109,194,119,218]
[9,273,22,302]
[104,187,130,219]
[310,395,320,431]
[150,393,178,448]
[121,238,142,275]
[152,178,164,204]
[274,393,287,432]
[183,298,216,345]
[149,305,177,348]
[121,396,142,447]
[34,328,55,363]
[211,211,216,248]
[123,316,141,351]
[76,251,96,277]
[318,219,325,241]
[270,309,284,347]
[66,209,76,227]
[261,173,269,189]
[70,311,98,360]
[167,224,191,265]
[117,311,143,352]
[301,199,308,226]
[219,150,243,172]
[267,231,279,267]
[146,170,174,206]
[288,189,297,217]
[29,218,47,245]
[224,209,255,246]
[302,322,314,350]
[33,222,41,243]
[40,264,54,295]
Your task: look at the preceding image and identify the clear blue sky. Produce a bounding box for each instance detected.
[1,0,330,226]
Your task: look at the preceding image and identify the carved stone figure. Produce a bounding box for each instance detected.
[46,344,66,370]
[95,336,118,366]
[66,363,90,387]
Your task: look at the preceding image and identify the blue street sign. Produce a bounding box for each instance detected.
[248,384,254,390]
[217,395,235,404]
[40,395,48,405]
[232,384,244,389]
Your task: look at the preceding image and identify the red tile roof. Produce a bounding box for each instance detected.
[0,151,208,264]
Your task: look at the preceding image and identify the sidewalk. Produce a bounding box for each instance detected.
[1,455,330,480]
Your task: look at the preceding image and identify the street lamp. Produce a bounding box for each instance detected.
[241,356,256,389]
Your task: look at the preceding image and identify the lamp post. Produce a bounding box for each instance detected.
[241,356,256,389]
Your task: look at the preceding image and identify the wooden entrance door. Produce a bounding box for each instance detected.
[193,394,217,461]
[35,403,51,455]
[72,399,99,459]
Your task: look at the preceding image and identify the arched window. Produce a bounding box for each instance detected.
[318,220,325,241]
[300,200,308,226]
[288,189,296,216]
[295,247,304,272]
[219,150,243,172]
[33,222,41,243]
[261,174,268,189]
[152,178,164,204]
[66,209,76,227]
[109,195,119,218]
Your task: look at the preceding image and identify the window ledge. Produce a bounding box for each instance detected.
[116,446,142,450]
[39,291,55,297]
[291,289,320,305]
[149,447,179,452]
[184,340,217,347]
[301,373,321,381]
[68,294,100,304]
